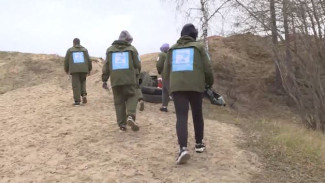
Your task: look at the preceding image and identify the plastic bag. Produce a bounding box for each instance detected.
[204,87,226,106]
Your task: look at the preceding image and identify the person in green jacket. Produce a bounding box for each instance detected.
[64,38,92,106]
[136,68,145,111]
[102,30,140,132]
[156,43,170,112]
[164,23,214,164]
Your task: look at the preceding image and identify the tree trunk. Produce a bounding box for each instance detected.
[200,0,209,52]
[283,0,292,72]
[270,0,282,90]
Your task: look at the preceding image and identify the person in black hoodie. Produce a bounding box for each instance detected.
[164,23,214,164]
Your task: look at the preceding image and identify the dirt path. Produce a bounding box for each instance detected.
[0,72,260,183]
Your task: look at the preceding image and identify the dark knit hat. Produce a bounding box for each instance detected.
[181,23,198,40]
[118,30,133,44]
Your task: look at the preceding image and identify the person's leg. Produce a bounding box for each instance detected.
[173,91,190,149]
[136,88,144,111]
[160,79,170,112]
[80,73,88,103]
[189,92,204,144]
[124,85,139,131]
[112,86,127,129]
[189,92,205,152]
[136,74,144,111]
[173,91,191,164]
[71,73,81,104]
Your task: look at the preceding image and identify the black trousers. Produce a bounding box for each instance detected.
[172,91,204,148]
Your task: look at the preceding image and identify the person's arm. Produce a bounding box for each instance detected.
[85,50,92,72]
[156,53,165,75]
[102,52,110,83]
[200,46,214,87]
[132,48,141,72]
[64,49,70,74]
[163,51,171,80]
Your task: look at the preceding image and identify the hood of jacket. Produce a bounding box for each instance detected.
[176,36,196,46]
[111,40,131,49]
[73,44,85,49]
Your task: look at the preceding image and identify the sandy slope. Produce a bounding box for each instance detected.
[0,69,260,183]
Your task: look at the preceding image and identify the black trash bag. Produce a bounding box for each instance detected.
[204,86,226,106]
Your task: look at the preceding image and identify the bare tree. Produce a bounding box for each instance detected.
[165,0,231,51]
[234,0,325,132]
[270,0,282,90]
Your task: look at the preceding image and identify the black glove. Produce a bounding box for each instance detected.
[102,82,108,89]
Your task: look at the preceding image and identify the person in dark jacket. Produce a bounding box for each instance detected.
[164,24,214,164]
[64,38,92,106]
[156,43,170,112]
[135,60,145,111]
[102,30,141,132]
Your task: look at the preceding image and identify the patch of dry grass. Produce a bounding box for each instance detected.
[140,52,159,75]
[245,118,325,183]
[272,123,325,162]
[203,100,325,182]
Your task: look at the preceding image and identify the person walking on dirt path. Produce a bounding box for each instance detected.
[156,43,170,112]
[164,23,214,164]
[136,67,145,112]
[102,30,141,132]
[64,38,92,106]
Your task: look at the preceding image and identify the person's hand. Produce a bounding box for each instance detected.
[88,71,91,76]
[65,71,69,75]
[102,82,108,89]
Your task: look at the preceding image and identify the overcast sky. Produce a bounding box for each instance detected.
[0,0,187,58]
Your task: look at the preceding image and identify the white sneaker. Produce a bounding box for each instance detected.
[127,116,139,131]
[176,147,190,165]
[195,143,206,153]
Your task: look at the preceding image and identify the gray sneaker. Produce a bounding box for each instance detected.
[176,147,190,165]
[127,116,139,131]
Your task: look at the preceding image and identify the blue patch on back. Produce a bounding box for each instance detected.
[72,52,85,63]
[112,52,129,70]
[172,48,194,72]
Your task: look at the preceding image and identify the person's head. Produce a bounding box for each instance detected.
[118,30,133,44]
[160,43,169,52]
[73,38,80,46]
[181,23,198,40]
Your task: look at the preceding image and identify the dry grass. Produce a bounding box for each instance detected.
[140,52,159,75]
[208,34,280,114]
[242,117,325,183]
[0,52,64,94]
[272,123,325,161]
[203,97,325,182]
